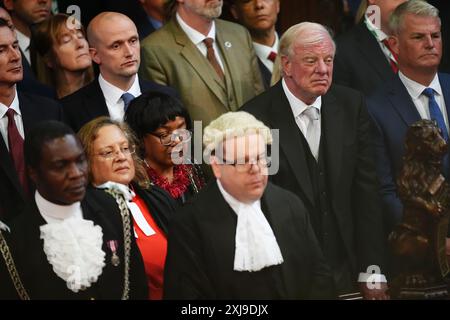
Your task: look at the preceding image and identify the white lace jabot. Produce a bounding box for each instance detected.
[35,191,106,293]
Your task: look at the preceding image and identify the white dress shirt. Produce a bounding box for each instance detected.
[176,13,225,71]
[98,74,142,121]
[398,72,448,130]
[35,190,83,224]
[15,29,31,65]
[282,78,322,138]
[0,89,24,151]
[253,33,279,73]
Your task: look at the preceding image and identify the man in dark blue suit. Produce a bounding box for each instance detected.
[0,18,63,223]
[367,0,450,234]
[333,0,406,97]
[61,12,176,133]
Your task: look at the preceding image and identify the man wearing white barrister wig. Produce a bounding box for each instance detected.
[163,111,334,299]
[7,121,147,299]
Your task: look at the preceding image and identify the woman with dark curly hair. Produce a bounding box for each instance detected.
[125,91,206,205]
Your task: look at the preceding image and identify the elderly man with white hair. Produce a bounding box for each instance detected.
[163,111,333,299]
[241,21,387,299]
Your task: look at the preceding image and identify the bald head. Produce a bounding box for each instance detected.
[87,12,137,48]
[87,12,141,91]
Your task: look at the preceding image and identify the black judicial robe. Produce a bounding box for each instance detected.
[8,188,148,300]
[164,181,334,299]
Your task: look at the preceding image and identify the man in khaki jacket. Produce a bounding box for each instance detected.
[140,0,264,126]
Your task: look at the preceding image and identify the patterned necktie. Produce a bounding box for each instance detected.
[121,92,135,112]
[6,108,28,194]
[302,107,321,161]
[381,39,398,73]
[203,37,224,80]
[267,51,277,63]
[423,87,450,176]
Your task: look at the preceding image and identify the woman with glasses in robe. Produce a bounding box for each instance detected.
[78,116,177,300]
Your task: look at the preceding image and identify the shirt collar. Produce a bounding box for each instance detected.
[364,16,389,42]
[35,190,82,223]
[98,74,141,105]
[398,71,442,99]
[282,78,322,118]
[0,88,21,119]
[176,12,216,45]
[15,29,30,52]
[216,179,261,214]
[148,16,163,30]
[253,33,279,62]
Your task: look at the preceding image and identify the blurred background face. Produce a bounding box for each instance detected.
[90,16,140,81]
[30,135,88,205]
[5,0,52,25]
[212,133,268,203]
[231,0,279,35]
[144,116,187,169]
[89,124,136,186]
[367,0,407,33]
[0,26,23,85]
[179,0,223,20]
[393,14,442,74]
[51,23,91,72]
[139,0,165,19]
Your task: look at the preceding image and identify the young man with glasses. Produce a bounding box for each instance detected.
[163,111,334,299]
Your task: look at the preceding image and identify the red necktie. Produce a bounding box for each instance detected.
[203,38,224,81]
[267,51,277,63]
[382,39,398,73]
[6,108,28,194]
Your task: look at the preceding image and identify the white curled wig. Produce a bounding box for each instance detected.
[203,111,272,156]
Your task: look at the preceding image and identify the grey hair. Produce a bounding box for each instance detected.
[389,0,440,35]
[278,22,335,77]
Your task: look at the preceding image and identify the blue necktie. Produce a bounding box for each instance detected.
[121,92,135,112]
[423,87,449,176]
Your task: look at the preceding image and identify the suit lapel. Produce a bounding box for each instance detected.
[0,136,23,198]
[169,20,229,108]
[216,24,240,109]
[439,73,450,122]
[354,23,393,82]
[387,75,421,126]
[269,83,314,205]
[86,80,110,119]
[321,89,344,196]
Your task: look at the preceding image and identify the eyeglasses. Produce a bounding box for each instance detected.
[224,157,271,173]
[150,129,192,146]
[95,145,136,160]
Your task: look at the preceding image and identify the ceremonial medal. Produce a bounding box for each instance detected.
[107,240,120,267]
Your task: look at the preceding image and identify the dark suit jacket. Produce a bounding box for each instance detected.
[258,58,272,90]
[8,188,148,300]
[334,22,396,97]
[367,73,450,233]
[16,49,56,99]
[241,81,385,277]
[0,92,63,223]
[164,181,334,299]
[61,77,177,132]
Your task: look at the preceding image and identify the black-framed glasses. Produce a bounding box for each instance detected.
[150,129,192,146]
[95,144,136,160]
[224,157,271,173]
